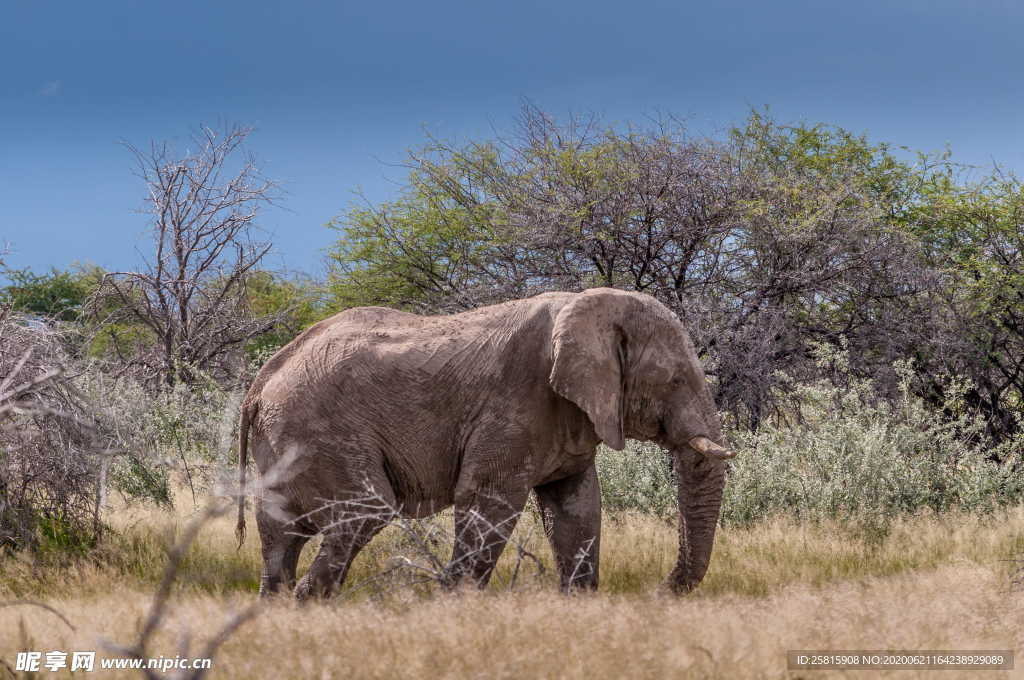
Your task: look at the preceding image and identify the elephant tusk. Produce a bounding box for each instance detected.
[688,436,737,460]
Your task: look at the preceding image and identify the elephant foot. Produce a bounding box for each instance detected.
[293,573,327,602]
[664,568,700,595]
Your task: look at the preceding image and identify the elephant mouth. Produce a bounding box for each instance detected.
[688,436,736,460]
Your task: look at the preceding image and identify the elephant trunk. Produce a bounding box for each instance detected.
[667,446,727,593]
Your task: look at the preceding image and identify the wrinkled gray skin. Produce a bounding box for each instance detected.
[236,288,730,599]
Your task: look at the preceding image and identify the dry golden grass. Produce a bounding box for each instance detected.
[2,500,1024,678]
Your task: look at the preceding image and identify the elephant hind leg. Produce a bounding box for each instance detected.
[293,514,388,600]
[293,473,399,601]
[256,503,313,597]
[446,487,530,589]
[534,464,602,592]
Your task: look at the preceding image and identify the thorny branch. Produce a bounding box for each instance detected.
[284,483,549,599]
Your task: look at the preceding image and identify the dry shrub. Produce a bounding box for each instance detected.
[1,301,247,561]
[0,307,104,553]
[0,307,235,556]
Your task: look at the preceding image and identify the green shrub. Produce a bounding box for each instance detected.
[76,369,242,504]
[723,352,1024,526]
[596,348,1024,527]
[596,441,676,518]
[36,512,95,557]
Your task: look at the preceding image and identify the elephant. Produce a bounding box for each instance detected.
[235,287,734,599]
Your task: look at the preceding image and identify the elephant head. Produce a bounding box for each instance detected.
[549,288,733,593]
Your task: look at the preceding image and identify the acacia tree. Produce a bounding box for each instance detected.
[93,124,285,385]
[327,106,939,426]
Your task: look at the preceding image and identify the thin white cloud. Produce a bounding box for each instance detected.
[39,80,61,97]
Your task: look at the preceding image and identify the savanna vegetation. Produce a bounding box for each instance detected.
[2,109,1024,678]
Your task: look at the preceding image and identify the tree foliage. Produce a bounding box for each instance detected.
[243,270,326,359]
[325,106,1024,440]
[0,266,100,322]
[910,171,1024,438]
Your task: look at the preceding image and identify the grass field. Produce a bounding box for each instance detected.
[3,497,1024,679]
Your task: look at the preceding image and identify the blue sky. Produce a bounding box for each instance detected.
[2,0,1022,277]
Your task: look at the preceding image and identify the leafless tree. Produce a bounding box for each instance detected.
[90,124,286,386]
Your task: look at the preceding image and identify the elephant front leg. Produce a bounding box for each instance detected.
[534,464,601,592]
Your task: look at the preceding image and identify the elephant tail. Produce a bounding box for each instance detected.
[235,402,254,550]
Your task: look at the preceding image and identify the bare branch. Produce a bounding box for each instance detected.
[90,123,283,387]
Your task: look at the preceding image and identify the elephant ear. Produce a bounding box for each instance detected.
[549,288,635,451]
